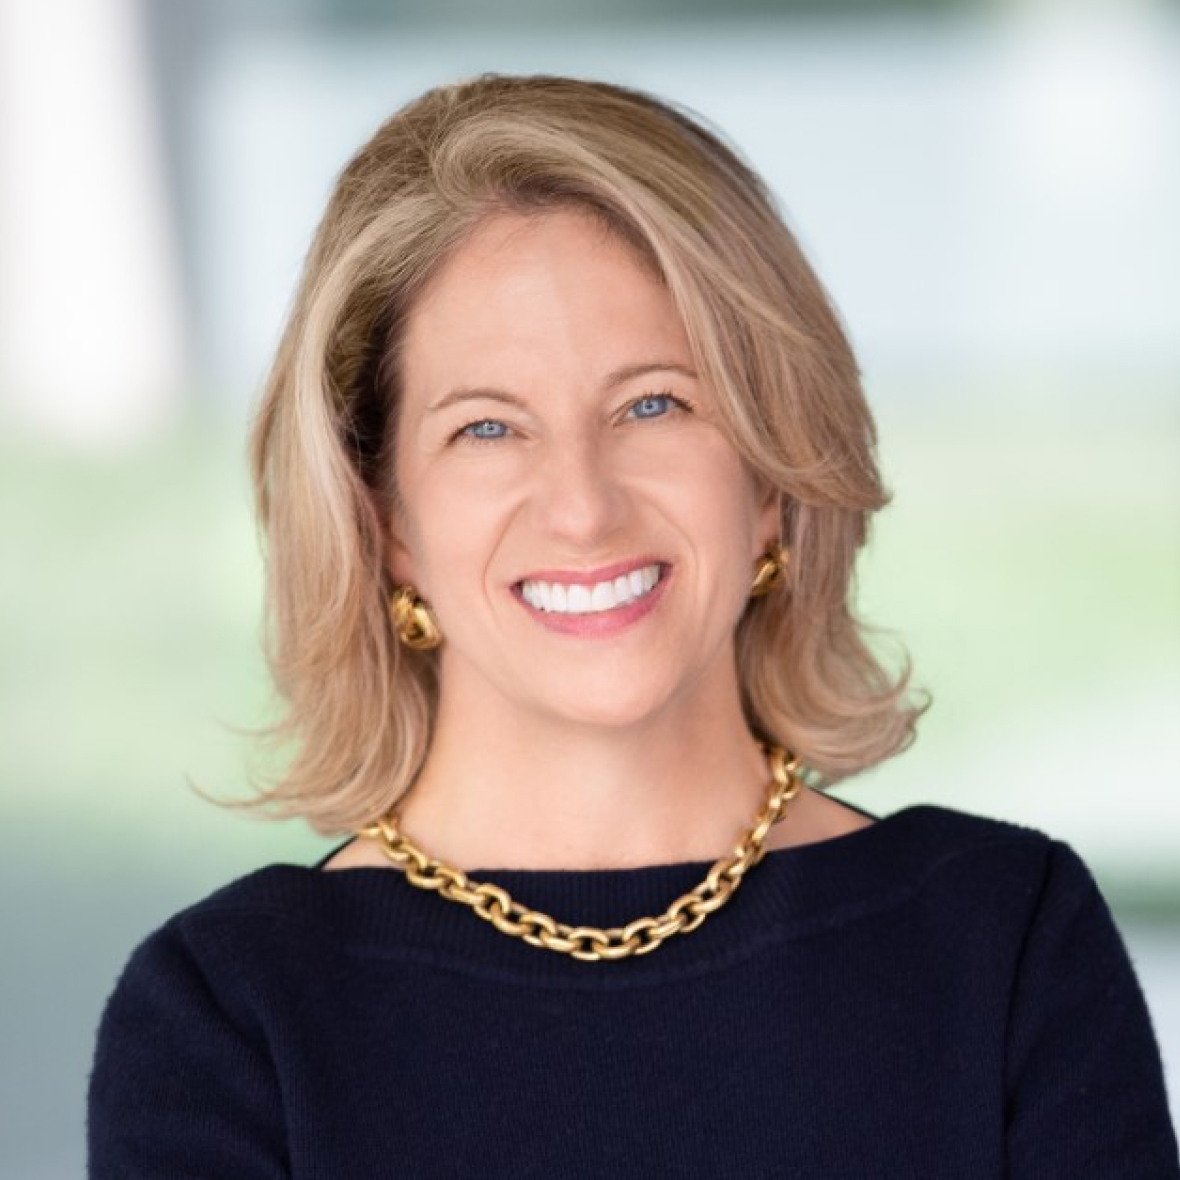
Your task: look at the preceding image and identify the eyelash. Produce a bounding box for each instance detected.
[451,391,693,446]
[456,419,511,444]
[623,391,693,421]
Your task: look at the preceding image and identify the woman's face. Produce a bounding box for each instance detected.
[391,208,777,731]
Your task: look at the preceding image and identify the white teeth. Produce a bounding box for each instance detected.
[567,583,592,613]
[520,564,663,615]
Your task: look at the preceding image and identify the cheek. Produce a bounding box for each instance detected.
[697,451,769,553]
[398,466,516,596]
[647,462,766,609]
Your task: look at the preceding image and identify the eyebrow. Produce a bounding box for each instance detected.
[425,361,698,413]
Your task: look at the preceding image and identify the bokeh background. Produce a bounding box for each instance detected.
[2,0,1177,1174]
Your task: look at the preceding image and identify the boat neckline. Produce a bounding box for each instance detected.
[311,802,939,881]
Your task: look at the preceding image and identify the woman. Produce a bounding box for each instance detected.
[89,75,1178,1177]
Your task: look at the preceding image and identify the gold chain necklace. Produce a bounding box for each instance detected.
[357,745,802,962]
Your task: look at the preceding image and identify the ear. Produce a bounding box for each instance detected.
[754,480,782,554]
[368,486,419,588]
[385,514,420,588]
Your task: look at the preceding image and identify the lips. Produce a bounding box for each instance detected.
[519,563,663,615]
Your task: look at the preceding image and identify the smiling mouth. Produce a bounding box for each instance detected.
[517,563,665,615]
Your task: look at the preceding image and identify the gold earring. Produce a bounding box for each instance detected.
[749,546,789,597]
[389,585,443,650]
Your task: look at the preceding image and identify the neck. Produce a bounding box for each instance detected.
[394,686,772,871]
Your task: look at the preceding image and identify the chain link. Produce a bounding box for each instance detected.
[357,745,802,962]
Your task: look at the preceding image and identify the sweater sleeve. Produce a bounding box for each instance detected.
[1004,840,1180,1178]
[87,914,289,1179]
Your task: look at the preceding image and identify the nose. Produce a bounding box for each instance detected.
[531,435,628,548]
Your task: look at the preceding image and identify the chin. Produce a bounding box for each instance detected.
[526,674,687,733]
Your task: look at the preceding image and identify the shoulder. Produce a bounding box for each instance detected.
[886,802,1098,897]
[92,863,349,1111]
[103,865,335,1017]
[889,803,1110,895]
[828,798,1064,879]
[807,800,1108,940]
[785,803,1144,1028]
[864,805,1144,988]
[155,864,323,941]
[88,867,318,1174]
[875,800,1065,866]
[865,808,1178,1170]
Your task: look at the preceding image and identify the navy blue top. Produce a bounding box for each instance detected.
[88,804,1179,1178]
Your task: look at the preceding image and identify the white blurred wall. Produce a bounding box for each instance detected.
[186,10,1180,400]
[0,0,186,445]
[1,5,1175,428]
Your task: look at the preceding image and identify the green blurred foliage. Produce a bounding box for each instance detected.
[3,387,1177,904]
[2,388,1177,1179]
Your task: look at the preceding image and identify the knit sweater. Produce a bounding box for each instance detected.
[88,804,1179,1179]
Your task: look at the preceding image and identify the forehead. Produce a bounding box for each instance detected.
[398,209,691,397]
[427,205,661,293]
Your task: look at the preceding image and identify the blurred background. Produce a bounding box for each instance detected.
[1,0,1177,1174]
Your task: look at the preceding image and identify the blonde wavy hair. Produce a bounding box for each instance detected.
[247,73,924,834]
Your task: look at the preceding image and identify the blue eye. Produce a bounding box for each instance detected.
[628,393,677,420]
[461,419,509,441]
